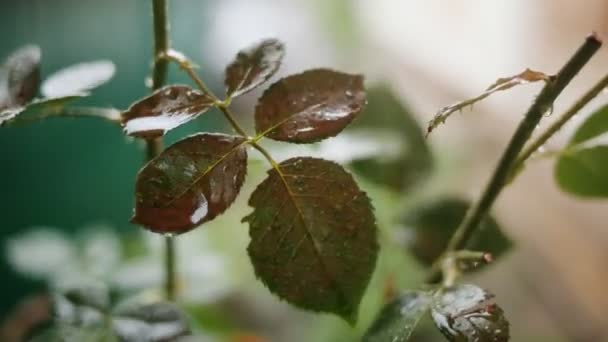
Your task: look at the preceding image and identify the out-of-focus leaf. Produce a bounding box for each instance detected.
[112,301,190,342]
[244,157,378,323]
[254,69,366,143]
[53,282,110,327]
[399,198,512,267]
[363,291,432,342]
[348,85,432,191]
[555,105,608,197]
[1,45,41,108]
[427,69,549,136]
[121,85,215,138]
[29,324,119,342]
[225,39,284,98]
[41,60,115,98]
[132,133,248,234]
[431,284,509,342]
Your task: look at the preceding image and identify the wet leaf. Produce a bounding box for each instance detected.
[427,69,549,136]
[53,282,110,326]
[431,284,509,342]
[363,291,432,342]
[555,105,608,197]
[0,94,95,127]
[121,85,215,139]
[244,157,378,322]
[1,45,41,108]
[399,198,512,267]
[225,39,285,98]
[254,69,366,143]
[41,60,115,98]
[349,85,432,191]
[112,301,190,342]
[132,133,248,234]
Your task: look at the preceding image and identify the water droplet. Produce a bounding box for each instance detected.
[345,90,354,98]
[164,233,175,238]
[543,105,554,117]
[144,77,153,88]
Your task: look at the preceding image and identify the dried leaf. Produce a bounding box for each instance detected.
[41,60,115,98]
[1,45,41,108]
[427,69,549,136]
[132,133,248,234]
[431,284,509,342]
[244,157,378,322]
[121,85,215,138]
[225,39,285,98]
[255,69,366,143]
[364,291,432,342]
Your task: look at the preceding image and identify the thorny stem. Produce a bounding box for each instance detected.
[427,33,602,284]
[150,0,177,301]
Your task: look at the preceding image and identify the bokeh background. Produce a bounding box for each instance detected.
[1,0,608,341]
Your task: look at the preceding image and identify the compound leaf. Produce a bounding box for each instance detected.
[244,157,378,323]
[41,60,115,98]
[225,38,285,98]
[254,69,366,143]
[132,133,247,234]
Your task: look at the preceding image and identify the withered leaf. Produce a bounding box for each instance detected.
[427,68,549,136]
[132,133,248,234]
[244,157,378,322]
[225,38,285,98]
[41,60,115,98]
[121,85,215,139]
[254,69,366,143]
[431,284,509,342]
[1,45,41,108]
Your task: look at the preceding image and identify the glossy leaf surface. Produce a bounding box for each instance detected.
[255,69,366,143]
[121,85,215,138]
[41,60,115,98]
[225,38,284,98]
[555,105,608,197]
[133,133,247,234]
[244,157,378,322]
[112,301,190,341]
[399,198,512,266]
[431,284,509,342]
[364,291,432,342]
[1,45,41,108]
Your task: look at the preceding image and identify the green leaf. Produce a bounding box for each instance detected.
[225,38,285,98]
[363,291,432,342]
[244,157,378,323]
[112,301,190,341]
[399,198,512,267]
[1,45,41,108]
[0,94,93,127]
[348,85,432,191]
[121,85,215,139]
[555,105,608,197]
[254,69,366,143]
[30,324,119,342]
[41,60,115,98]
[132,133,248,234]
[431,284,510,342]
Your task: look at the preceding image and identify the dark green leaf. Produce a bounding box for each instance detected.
[254,69,366,143]
[132,133,248,234]
[121,85,215,139]
[225,38,284,98]
[112,301,190,342]
[364,291,432,342]
[41,60,115,98]
[399,198,512,267]
[349,85,432,191]
[431,284,509,342]
[555,105,608,197]
[244,157,378,322]
[1,45,41,108]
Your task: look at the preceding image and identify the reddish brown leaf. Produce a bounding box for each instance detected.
[132,133,247,234]
[1,45,41,109]
[121,85,215,139]
[244,157,378,322]
[225,39,285,98]
[254,69,366,143]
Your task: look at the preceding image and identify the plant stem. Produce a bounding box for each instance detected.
[218,105,249,137]
[150,0,177,301]
[427,33,601,284]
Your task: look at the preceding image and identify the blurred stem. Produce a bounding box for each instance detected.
[427,33,602,284]
[150,0,176,301]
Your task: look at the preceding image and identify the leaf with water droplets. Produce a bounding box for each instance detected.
[399,198,512,267]
[431,284,510,342]
[244,157,378,323]
[225,38,285,98]
[364,291,432,342]
[112,301,191,341]
[555,104,608,197]
[254,69,366,143]
[132,133,247,234]
[427,68,549,136]
[41,60,115,98]
[1,45,41,109]
[121,85,215,138]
